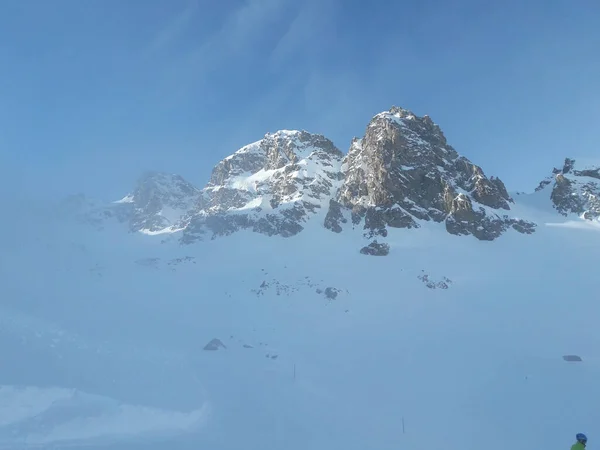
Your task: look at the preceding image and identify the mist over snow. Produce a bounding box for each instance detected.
[1,107,599,450]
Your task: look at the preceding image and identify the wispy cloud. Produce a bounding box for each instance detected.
[268,0,339,69]
[178,0,293,76]
[546,220,600,232]
[135,0,373,149]
[143,0,295,107]
[142,0,199,58]
[215,0,289,55]
[141,0,340,96]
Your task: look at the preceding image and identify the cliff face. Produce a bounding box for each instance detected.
[325,107,535,241]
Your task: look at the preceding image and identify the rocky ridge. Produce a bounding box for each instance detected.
[64,106,597,252]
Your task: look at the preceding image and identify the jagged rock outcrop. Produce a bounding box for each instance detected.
[360,240,390,256]
[445,193,535,239]
[323,199,347,233]
[326,106,535,240]
[536,158,600,220]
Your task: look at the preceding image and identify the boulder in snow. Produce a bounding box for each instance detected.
[360,241,390,256]
[203,338,227,351]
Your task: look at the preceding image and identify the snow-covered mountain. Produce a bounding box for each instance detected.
[3,106,600,449]
[183,130,344,243]
[65,106,599,249]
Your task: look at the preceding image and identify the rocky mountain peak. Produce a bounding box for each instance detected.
[536,158,600,220]
[381,106,446,144]
[181,130,344,242]
[207,130,342,189]
[326,106,535,241]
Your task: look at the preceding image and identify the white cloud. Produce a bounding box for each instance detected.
[142,0,295,107]
[546,220,600,232]
[170,0,291,71]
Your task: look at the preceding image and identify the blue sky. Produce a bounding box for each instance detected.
[1,0,599,201]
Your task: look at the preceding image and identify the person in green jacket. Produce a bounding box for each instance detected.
[572,433,588,450]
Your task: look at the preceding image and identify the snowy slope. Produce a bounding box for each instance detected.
[1,191,600,449]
